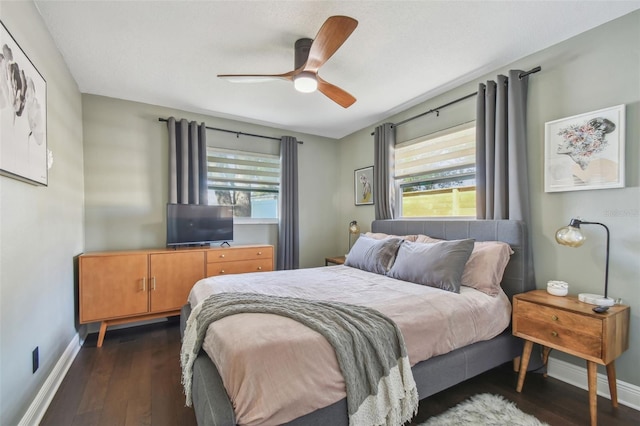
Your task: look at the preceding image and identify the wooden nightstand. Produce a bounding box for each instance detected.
[513,289,630,426]
[325,255,346,266]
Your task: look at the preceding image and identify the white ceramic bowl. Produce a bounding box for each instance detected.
[547,280,569,296]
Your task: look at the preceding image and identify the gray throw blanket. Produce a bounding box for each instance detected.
[181,292,418,426]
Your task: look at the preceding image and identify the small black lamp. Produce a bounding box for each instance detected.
[555,218,614,311]
[348,220,360,251]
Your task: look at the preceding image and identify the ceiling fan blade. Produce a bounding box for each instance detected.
[317,76,356,108]
[304,16,358,73]
[218,71,295,83]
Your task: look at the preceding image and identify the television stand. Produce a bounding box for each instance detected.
[78,244,274,346]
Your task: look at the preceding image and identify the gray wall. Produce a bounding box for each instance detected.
[3,3,639,423]
[82,94,341,268]
[0,3,84,425]
[338,11,640,387]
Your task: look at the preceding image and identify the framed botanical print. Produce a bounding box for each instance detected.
[544,105,625,192]
[354,166,374,205]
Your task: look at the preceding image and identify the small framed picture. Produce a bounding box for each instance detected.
[544,105,625,192]
[354,166,374,205]
[0,20,48,186]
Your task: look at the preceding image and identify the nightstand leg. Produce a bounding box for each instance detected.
[606,362,618,408]
[516,340,534,392]
[513,356,521,372]
[541,346,552,377]
[587,361,598,426]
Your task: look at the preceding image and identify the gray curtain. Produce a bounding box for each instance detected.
[475,70,531,226]
[277,136,299,270]
[167,117,208,204]
[476,70,536,295]
[373,123,396,219]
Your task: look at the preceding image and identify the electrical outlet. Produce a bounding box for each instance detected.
[32,347,39,373]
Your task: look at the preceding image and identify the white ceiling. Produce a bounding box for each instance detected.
[35,1,640,139]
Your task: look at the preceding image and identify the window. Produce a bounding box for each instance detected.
[207,148,280,220]
[395,122,476,217]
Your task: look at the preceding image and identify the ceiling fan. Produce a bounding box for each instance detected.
[217,16,358,108]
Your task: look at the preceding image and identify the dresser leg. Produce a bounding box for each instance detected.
[97,321,108,348]
[606,362,618,408]
[587,361,598,426]
[516,340,533,392]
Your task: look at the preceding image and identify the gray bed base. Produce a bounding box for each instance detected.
[180,219,534,426]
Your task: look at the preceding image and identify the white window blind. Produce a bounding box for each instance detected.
[207,148,280,193]
[395,121,475,182]
[207,147,280,220]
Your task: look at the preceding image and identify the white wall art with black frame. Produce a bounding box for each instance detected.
[544,104,625,193]
[354,166,374,205]
[0,21,47,186]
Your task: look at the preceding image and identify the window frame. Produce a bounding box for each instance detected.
[395,121,477,218]
[207,147,280,224]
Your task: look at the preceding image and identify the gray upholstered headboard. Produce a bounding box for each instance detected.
[371,219,534,299]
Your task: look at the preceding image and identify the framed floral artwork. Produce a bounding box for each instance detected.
[354,166,374,205]
[544,105,625,193]
[0,21,48,186]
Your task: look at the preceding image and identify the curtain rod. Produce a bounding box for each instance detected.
[158,118,303,144]
[371,65,541,135]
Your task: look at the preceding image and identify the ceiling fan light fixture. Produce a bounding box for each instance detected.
[293,72,318,93]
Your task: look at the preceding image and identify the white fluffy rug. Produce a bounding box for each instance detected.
[419,393,549,426]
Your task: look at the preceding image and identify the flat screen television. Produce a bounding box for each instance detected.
[166,203,234,247]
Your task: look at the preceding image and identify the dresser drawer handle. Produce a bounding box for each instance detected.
[551,331,558,337]
[257,266,262,270]
[551,315,558,321]
[220,270,225,274]
[257,251,262,255]
[220,254,225,258]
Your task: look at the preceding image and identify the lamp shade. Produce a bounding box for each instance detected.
[349,220,360,234]
[555,223,586,247]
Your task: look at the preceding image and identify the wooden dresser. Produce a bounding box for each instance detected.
[513,289,630,426]
[79,244,273,346]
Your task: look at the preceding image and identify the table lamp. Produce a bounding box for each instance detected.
[555,218,615,309]
[348,220,360,251]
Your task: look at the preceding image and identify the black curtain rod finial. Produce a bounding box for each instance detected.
[519,66,542,80]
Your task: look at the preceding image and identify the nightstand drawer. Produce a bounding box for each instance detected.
[514,299,601,337]
[514,317,602,358]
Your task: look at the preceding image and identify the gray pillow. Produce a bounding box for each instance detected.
[345,235,403,275]
[387,239,475,293]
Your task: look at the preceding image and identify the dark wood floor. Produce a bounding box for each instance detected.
[42,321,639,426]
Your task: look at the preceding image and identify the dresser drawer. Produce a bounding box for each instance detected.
[206,258,273,276]
[207,246,272,263]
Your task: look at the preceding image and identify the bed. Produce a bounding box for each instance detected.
[180,219,534,426]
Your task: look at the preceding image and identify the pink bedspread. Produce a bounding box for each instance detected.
[188,265,511,425]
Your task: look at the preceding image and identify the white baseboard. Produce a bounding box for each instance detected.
[18,333,81,426]
[548,357,640,411]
